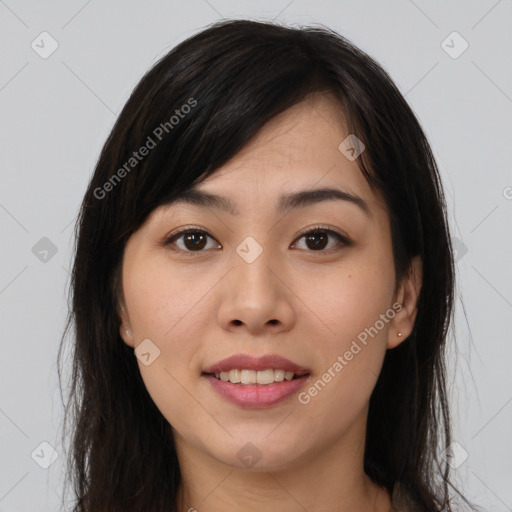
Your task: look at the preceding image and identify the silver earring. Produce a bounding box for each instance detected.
[397,332,402,337]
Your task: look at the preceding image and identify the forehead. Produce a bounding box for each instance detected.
[163,93,386,218]
[133,93,392,239]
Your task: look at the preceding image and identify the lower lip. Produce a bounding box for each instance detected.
[202,374,311,408]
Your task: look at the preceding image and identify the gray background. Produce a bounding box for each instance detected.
[0,1,511,511]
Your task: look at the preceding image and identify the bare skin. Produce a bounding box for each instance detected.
[118,92,422,512]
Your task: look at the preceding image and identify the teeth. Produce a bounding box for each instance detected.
[229,369,241,383]
[274,369,285,382]
[213,369,298,385]
[241,369,254,385]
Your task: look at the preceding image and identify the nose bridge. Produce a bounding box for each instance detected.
[215,232,294,332]
[232,233,276,294]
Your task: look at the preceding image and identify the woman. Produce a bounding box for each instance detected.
[58,18,480,512]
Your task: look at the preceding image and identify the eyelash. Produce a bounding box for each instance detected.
[161,224,352,255]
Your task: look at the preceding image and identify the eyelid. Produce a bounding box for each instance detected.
[163,224,208,241]
[160,225,219,251]
[294,224,352,246]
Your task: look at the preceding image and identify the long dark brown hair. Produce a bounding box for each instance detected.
[57,18,480,511]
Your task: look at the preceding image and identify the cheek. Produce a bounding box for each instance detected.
[296,274,392,440]
[123,255,215,343]
[124,258,212,434]
[122,258,210,408]
[292,250,394,410]
[298,254,395,345]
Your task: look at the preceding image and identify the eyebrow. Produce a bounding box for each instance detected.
[167,187,371,217]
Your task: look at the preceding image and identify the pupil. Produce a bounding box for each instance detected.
[185,232,206,250]
[307,233,327,250]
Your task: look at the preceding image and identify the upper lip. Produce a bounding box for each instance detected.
[203,354,310,375]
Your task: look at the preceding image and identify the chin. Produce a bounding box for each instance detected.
[204,435,308,472]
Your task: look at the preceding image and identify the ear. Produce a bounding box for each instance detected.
[387,255,423,349]
[118,300,135,348]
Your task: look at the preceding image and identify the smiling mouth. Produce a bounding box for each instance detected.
[202,369,310,386]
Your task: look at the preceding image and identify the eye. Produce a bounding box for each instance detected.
[162,224,351,255]
[291,224,351,253]
[162,226,221,254]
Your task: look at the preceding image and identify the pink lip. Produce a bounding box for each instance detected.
[202,354,310,375]
[203,374,311,408]
[201,353,311,408]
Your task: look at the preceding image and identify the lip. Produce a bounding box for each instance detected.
[202,374,311,408]
[202,353,310,375]
[201,353,311,408]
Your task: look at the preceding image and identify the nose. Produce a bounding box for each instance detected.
[216,242,296,336]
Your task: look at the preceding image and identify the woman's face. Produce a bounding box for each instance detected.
[118,93,421,472]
